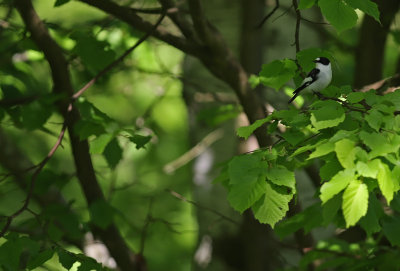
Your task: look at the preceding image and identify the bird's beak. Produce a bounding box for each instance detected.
[313,59,318,63]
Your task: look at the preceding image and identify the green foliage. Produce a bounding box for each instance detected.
[258,59,297,90]
[319,0,358,33]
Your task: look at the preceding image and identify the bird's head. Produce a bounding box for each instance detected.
[313,57,330,66]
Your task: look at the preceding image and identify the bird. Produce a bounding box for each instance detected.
[288,57,332,104]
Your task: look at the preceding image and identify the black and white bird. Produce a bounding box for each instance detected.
[288,57,332,104]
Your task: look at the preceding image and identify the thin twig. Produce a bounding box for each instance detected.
[255,0,279,29]
[292,0,301,53]
[166,189,240,226]
[72,10,167,100]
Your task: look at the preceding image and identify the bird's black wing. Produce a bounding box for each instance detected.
[288,68,320,104]
[293,68,320,93]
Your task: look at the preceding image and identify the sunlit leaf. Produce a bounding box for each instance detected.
[259,59,297,90]
[320,169,354,203]
[252,182,293,228]
[319,0,358,33]
[342,179,369,227]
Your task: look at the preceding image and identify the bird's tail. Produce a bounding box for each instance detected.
[288,89,301,104]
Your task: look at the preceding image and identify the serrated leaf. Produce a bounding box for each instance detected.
[356,160,379,178]
[296,49,333,76]
[319,0,358,33]
[308,141,335,159]
[89,199,115,229]
[128,134,152,149]
[57,249,77,270]
[365,109,383,131]
[259,59,297,90]
[227,154,268,212]
[320,169,354,203]
[377,162,395,204]
[77,255,103,271]
[310,100,345,130]
[237,116,272,139]
[27,249,54,270]
[103,138,123,169]
[359,131,394,158]
[359,194,383,236]
[342,179,369,227]
[266,165,296,191]
[228,175,267,213]
[90,134,114,154]
[344,0,380,23]
[335,138,356,169]
[252,182,293,228]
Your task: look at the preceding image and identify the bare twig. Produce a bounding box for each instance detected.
[0,120,68,238]
[166,189,240,225]
[255,0,279,29]
[163,128,224,174]
[292,0,301,53]
[72,11,167,100]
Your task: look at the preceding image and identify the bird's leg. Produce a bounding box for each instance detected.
[312,91,326,100]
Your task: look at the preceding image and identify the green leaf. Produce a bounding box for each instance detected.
[275,204,322,238]
[71,33,116,74]
[356,159,380,178]
[54,0,70,7]
[237,116,272,139]
[382,216,400,246]
[74,120,106,140]
[281,129,306,146]
[359,131,395,158]
[227,154,268,212]
[322,194,342,224]
[266,165,296,191]
[344,0,380,23]
[319,0,358,33]
[228,175,267,213]
[320,154,343,181]
[359,194,383,236]
[57,249,77,270]
[90,134,114,154]
[310,100,345,130]
[335,138,356,169]
[128,134,152,149]
[252,182,293,228]
[197,104,241,127]
[377,161,395,204]
[259,59,297,90]
[342,179,369,227]
[365,109,383,131]
[299,0,316,9]
[308,141,335,159]
[103,138,123,169]
[346,92,364,103]
[21,100,53,130]
[296,49,333,74]
[89,199,115,229]
[77,256,103,271]
[320,169,354,203]
[27,249,54,270]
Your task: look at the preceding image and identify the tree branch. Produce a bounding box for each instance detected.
[79,0,200,56]
[255,0,279,29]
[14,0,154,270]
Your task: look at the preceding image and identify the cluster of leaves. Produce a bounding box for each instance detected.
[222,44,400,267]
[0,233,109,271]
